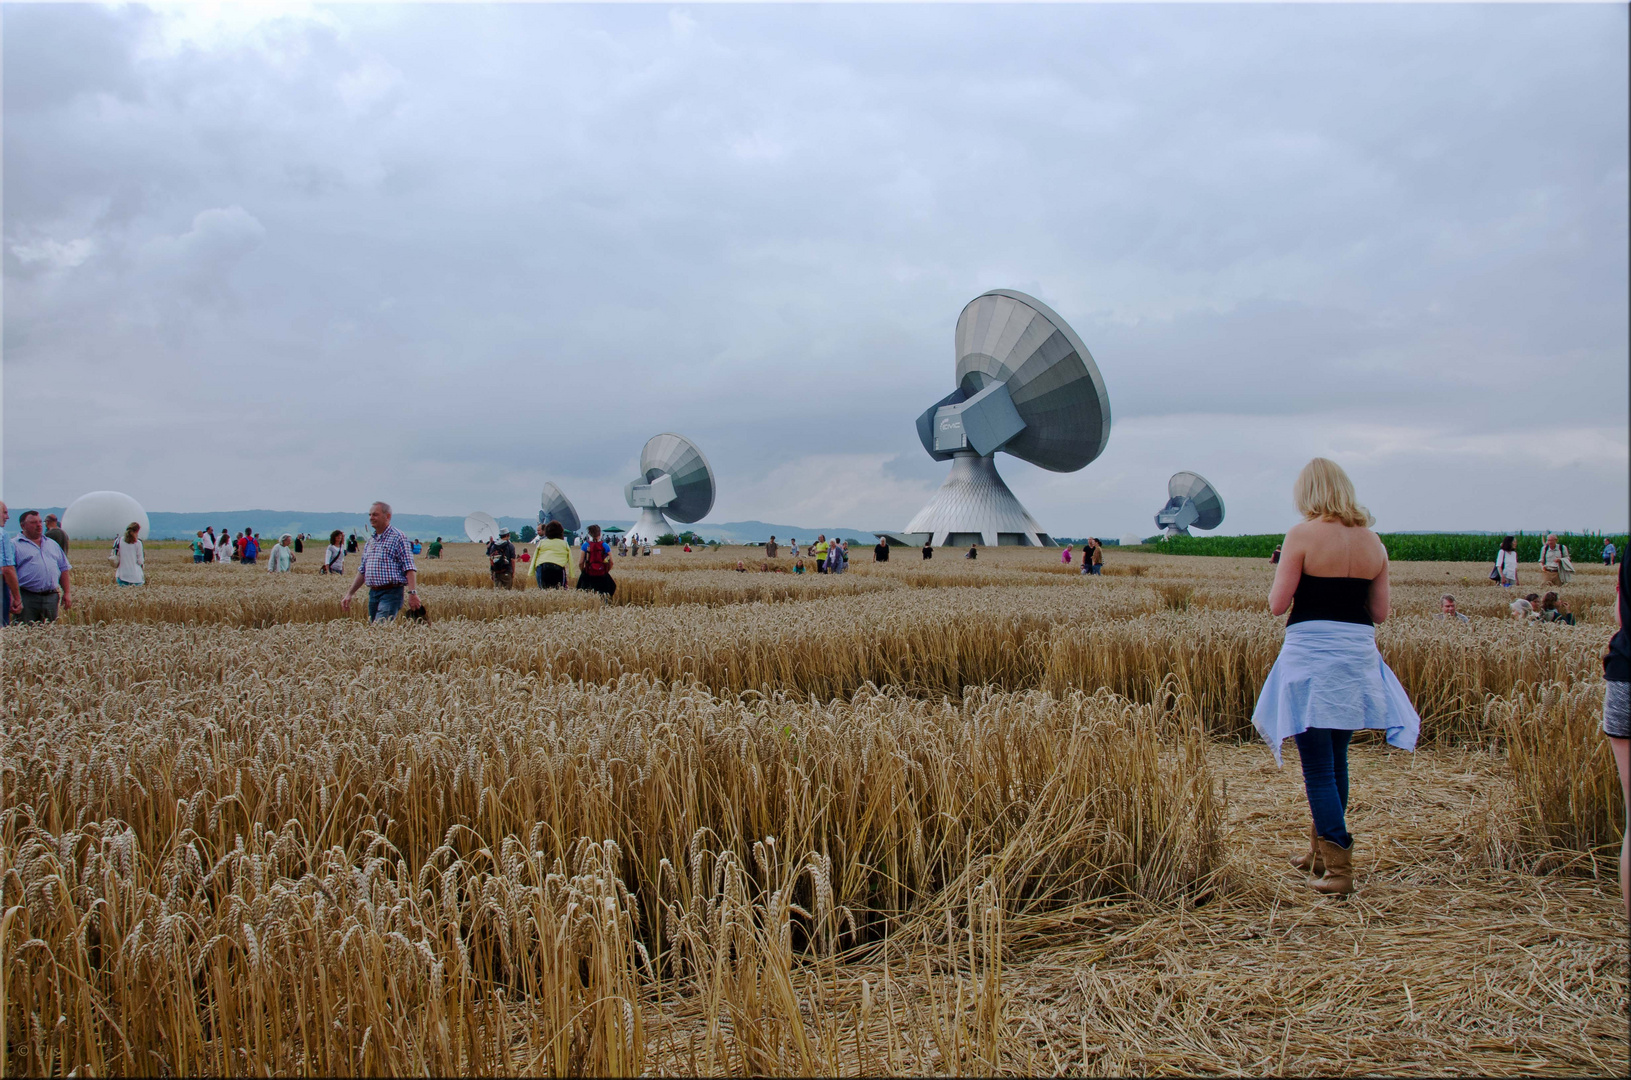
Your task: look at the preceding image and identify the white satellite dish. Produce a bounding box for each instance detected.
[1154,472,1225,538]
[901,289,1111,547]
[62,490,150,541]
[463,511,500,544]
[624,433,716,542]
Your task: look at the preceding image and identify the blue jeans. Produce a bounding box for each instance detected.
[368,585,404,623]
[1294,728,1353,848]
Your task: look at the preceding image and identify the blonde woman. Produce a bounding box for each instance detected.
[112,522,144,586]
[1252,458,1419,896]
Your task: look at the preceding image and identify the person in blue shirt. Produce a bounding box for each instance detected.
[0,500,19,627]
[13,510,72,623]
[1605,540,1618,567]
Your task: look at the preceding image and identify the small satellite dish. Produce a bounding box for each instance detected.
[538,483,581,537]
[1154,472,1224,538]
[903,289,1111,546]
[464,511,500,544]
[625,433,715,542]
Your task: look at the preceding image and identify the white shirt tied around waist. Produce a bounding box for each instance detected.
[1251,620,1420,766]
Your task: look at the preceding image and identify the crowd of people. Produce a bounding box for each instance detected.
[5,479,1629,920]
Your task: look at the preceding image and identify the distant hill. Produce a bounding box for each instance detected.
[29,508,883,545]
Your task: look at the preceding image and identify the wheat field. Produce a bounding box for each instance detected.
[4,542,1625,1075]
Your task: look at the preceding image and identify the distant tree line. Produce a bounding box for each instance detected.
[1127,531,1628,561]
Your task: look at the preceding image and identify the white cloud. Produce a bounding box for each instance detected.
[8,236,94,271]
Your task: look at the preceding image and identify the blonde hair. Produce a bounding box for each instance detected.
[1293,457,1373,527]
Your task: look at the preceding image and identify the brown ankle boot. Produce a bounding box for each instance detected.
[1310,838,1353,896]
[1289,823,1324,875]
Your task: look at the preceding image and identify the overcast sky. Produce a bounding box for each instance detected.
[5,2,1627,537]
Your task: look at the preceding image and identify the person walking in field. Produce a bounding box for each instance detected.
[112,522,145,585]
[267,534,294,573]
[242,531,260,566]
[766,536,778,558]
[1600,555,1630,920]
[1252,458,1419,897]
[1604,539,1617,566]
[921,539,933,560]
[1062,544,1073,565]
[200,527,215,563]
[1539,533,1571,587]
[1493,535,1519,588]
[429,536,443,558]
[13,510,73,623]
[575,524,616,597]
[874,537,890,562]
[321,530,346,575]
[534,521,571,589]
[812,535,829,574]
[341,501,422,622]
[215,528,230,561]
[1089,538,1104,575]
[487,529,516,589]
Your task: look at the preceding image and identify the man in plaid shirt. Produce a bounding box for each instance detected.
[341,501,422,622]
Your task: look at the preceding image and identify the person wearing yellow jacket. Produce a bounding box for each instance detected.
[533,521,572,589]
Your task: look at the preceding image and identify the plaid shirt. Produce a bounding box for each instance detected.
[360,525,415,587]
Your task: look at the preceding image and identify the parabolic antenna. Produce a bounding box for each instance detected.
[897,289,1111,547]
[464,511,500,544]
[624,433,715,542]
[61,490,150,541]
[538,483,581,537]
[1154,472,1225,538]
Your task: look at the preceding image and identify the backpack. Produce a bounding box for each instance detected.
[584,540,609,575]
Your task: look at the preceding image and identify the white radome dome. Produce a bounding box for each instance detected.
[1119,532,1144,548]
[61,491,150,541]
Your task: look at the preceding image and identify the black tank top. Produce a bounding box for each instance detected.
[1286,574,1374,627]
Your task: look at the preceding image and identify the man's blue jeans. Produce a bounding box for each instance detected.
[1293,728,1353,848]
[368,585,404,623]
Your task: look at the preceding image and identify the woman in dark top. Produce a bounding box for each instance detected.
[1251,458,1420,896]
[1602,556,1630,920]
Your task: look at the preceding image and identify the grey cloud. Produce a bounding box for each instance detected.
[3,3,1625,532]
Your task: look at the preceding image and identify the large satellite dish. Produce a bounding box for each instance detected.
[897,289,1111,547]
[538,482,581,537]
[1154,472,1224,538]
[61,490,150,541]
[624,432,715,542]
[463,511,500,544]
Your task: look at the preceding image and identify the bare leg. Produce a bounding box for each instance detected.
[1611,736,1630,921]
